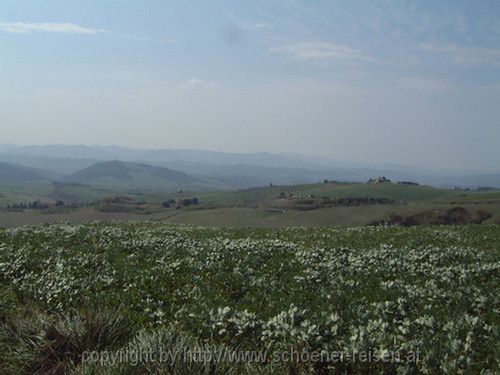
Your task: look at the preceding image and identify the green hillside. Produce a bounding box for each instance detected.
[65,160,226,192]
[0,162,57,185]
[194,181,474,206]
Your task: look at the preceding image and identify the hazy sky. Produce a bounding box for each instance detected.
[1,1,499,172]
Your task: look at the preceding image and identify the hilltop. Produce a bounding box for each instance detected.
[65,160,221,191]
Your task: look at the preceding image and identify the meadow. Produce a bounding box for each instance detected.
[1,182,500,229]
[0,222,498,374]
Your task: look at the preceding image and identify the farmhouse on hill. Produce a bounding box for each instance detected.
[367,176,392,184]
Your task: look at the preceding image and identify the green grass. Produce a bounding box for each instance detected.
[441,190,500,203]
[1,181,499,229]
[0,223,498,373]
[169,202,500,227]
[51,184,116,203]
[0,181,220,208]
[0,183,54,206]
[1,201,499,228]
[195,182,486,206]
[2,180,498,208]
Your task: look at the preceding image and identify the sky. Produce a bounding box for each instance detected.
[1,0,499,172]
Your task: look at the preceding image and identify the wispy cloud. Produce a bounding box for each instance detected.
[400,77,451,91]
[220,21,270,47]
[0,21,107,34]
[238,22,270,30]
[269,42,370,62]
[181,78,220,91]
[421,43,500,66]
[129,35,178,44]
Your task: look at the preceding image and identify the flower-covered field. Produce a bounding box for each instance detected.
[0,223,499,374]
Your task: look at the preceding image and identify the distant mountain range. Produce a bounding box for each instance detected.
[0,144,499,189]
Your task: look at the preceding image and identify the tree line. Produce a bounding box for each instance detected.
[5,200,65,211]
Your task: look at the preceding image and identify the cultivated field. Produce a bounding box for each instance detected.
[0,223,498,373]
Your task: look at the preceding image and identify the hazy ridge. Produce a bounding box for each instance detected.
[1,144,499,188]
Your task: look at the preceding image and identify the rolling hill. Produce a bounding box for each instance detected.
[2,144,500,188]
[0,162,58,185]
[193,181,470,206]
[64,160,225,191]
[0,153,100,175]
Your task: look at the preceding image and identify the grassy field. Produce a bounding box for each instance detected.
[0,184,54,206]
[0,222,498,373]
[193,182,477,206]
[1,201,499,228]
[167,202,500,227]
[0,182,196,206]
[1,181,500,228]
[0,181,472,206]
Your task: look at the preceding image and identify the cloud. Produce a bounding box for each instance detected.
[421,43,500,66]
[129,35,178,44]
[0,21,107,34]
[239,22,270,30]
[269,42,370,62]
[181,78,220,91]
[249,22,270,29]
[221,22,270,47]
[221,25,246,47]
[400,77,451,91]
